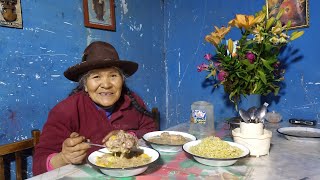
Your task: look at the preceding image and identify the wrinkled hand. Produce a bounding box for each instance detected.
[60,132,90,165]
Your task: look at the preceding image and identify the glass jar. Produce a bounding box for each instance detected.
[189,101,214,139]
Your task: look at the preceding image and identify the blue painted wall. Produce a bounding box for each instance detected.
[0,0,164,145]
[0,0,319,177]
[0,0,164,177]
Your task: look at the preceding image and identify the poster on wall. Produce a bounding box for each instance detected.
[83,0,116,31]
[266,0,309,30]
[0,0,22,29]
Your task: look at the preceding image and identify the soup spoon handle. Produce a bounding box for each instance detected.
[85,142,106,148]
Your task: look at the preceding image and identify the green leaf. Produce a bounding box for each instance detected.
[261,59,274,71]
[276,8,284,20]
[243,75,251,82]
[252,83,258,93]
[240,60,255,70]
[266,17,275,30]
[274,87,280,95]
[229,91,236,102]
[233,78,239,85]
[290,31,304,41]
[286,20,292,29]
[206,69,216,78]
[264,57,277,64]
[255,81,263,94]
[264,43,273,52]
[258,70,267,84]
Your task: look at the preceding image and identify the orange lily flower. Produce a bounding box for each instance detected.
[254,13,266,24]
[214,26,231,38]
[228,14,256,30]
[205,33,221,47]
[205,26,231,47]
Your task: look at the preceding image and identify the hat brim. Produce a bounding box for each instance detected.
[64,59,138,82]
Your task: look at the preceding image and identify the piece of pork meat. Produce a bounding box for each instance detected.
[105,130,138,154]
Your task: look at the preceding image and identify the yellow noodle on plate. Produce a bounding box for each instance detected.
[190,136,243,158]
[96,152,151,168]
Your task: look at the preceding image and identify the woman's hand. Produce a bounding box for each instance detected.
[50,132,90,169]
[60,132,90,164]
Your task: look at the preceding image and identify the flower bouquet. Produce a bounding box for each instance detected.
[197,6,304,108]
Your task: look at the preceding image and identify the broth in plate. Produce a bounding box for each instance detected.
[147,132,192,145]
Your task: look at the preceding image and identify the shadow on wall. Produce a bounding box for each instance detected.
[263,45,304,106]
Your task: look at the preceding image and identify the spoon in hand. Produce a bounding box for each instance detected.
[85,142,106,148]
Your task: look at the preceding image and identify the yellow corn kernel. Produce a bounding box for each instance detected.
[141,153,150,159]
[110,135,117,140]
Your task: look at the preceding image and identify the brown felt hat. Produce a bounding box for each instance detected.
[64,41,138,82]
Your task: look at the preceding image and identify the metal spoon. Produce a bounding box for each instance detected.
[85,142,106,148]
[85,142,141,154]
[239,109,250,123]
[255,102,269,123]
[247,106,257,123]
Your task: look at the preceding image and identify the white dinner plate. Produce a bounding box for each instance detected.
[142,131,196,153]
[277,127,320,143]
[87,147,160,177]
[182,140,249,167]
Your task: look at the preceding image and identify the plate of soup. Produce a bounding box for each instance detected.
[87,146,159,177]
[143,131,196,153]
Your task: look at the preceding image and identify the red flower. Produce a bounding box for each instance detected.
[197,63,209,72]
[218,70,227,81]
[245,52,255,64]
[204,53,212,61]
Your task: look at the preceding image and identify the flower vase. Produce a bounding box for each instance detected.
[238,94,261,110]
[227,95,261,130]
[232,122,272,157]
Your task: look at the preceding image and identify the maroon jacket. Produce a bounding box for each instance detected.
[33,91,156,175]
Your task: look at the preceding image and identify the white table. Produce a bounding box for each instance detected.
[29,122,320,180]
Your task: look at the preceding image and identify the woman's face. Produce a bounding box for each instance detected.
[85,67,124,108]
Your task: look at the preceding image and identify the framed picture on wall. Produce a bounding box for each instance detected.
[0,0,23,29]
[83,0,116,31]
[266,0,309,29]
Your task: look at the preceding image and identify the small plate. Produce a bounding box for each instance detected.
[277,127,320,143]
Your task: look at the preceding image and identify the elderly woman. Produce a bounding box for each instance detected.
[33,41,157,175]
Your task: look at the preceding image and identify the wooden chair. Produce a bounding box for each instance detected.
[152,107,160,130]
[0,129,40,180]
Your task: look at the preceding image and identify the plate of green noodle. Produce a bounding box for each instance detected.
[182,136,249,166]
